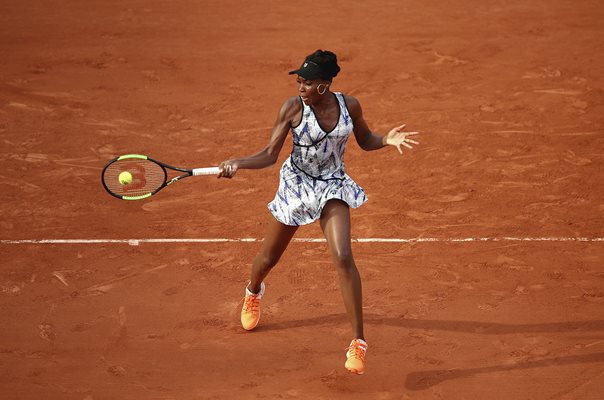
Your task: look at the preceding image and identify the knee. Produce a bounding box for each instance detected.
[255,252,280,270]
[331,249,354,270]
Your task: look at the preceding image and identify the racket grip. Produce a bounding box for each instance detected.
[192,167,220,176]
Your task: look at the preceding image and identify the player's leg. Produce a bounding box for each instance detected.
[241,215,298,331]
[320,199,367,373]
[248,215,298,294]
[319,199,364,339]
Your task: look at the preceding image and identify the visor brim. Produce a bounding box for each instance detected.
[288,62,323,80]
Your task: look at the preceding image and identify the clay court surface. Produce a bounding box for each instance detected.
[1,0,603,399]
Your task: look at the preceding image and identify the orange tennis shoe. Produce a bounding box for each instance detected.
[240,282,265,331]
[345,338,368,374]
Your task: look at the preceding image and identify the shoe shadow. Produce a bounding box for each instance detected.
[405,352,604,390]
[259,313,604,335]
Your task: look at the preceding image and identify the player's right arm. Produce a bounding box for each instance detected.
[218,97,301,178]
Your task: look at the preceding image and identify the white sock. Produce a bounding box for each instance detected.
[245,281,265,299]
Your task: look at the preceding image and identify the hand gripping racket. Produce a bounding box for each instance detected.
[101,154,219,200]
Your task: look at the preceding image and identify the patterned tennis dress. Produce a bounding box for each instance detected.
[268,92,367,226]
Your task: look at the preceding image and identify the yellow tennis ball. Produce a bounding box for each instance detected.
[119,171,133,185]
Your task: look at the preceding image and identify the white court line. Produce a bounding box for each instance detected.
[0,237,602,246]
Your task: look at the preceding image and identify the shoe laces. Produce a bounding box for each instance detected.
[242,293,260,313]
[346,340,367,361]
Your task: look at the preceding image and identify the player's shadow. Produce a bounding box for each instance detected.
[259,314,604,390]
[405,352,604,390]
[259,313,604,335]
[368,316,604,335]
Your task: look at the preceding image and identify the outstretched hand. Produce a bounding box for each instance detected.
[385,124,419,154]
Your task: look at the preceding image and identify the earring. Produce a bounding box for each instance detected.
[317,84,329,95]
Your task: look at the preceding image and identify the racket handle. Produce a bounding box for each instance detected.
[192,167,220,176]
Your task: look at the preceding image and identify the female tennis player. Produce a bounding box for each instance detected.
[218,50,419,374]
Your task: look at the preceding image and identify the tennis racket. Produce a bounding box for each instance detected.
[101,154,219,200]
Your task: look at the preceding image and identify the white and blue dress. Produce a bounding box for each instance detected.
[268,92,367,226]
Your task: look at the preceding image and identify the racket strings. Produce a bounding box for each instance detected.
[103,159,166,197]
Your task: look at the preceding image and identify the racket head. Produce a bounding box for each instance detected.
[101,154,167,200]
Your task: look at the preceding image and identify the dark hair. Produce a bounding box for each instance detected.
[305,49,340,81]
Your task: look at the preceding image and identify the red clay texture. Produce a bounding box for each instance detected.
[1,1,603,399]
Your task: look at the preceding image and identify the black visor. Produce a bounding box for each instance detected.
[288,60,323,80]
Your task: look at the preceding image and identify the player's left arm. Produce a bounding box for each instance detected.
[346,95,419,154]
